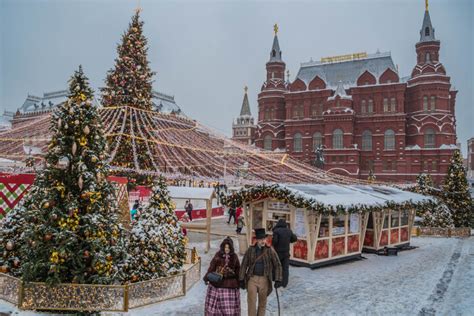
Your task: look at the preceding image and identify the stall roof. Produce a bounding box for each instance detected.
[226,183,433,212]
[286,184,431,207]
[167,186,216,200]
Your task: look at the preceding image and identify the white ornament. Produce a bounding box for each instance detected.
[78,175,83,190]
[72,142,77,155]
[74,120,80,126]
[83,126,90,135]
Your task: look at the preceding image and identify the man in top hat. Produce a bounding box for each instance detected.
[239,228,282,316]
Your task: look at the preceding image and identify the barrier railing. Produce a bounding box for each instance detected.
[0,247,200,312]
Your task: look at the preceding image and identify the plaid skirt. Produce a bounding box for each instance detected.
[204,284,241,316]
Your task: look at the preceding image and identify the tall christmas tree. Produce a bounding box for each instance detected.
[443,150,473,227]
[414,173,434,195]
[126,176,185,282]
[101,10,155,180]
[19,66,128,285]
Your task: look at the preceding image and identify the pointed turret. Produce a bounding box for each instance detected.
[269,24,283,62]
[419,0,435,42]
[232,86,256,145]
[240,86,252,116]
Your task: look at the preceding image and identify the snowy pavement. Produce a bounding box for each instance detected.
[1,236,473,315]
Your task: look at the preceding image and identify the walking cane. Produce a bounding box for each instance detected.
[275,287,281,316]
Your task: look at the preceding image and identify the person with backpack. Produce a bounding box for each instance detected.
[272,218,297,288]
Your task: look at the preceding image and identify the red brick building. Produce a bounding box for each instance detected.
[253,6,458,184]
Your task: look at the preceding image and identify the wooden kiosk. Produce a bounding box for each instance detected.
[168,186,217,253]
[227,184,431,268]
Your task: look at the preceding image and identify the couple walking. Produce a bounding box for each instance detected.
[203,219,296,316]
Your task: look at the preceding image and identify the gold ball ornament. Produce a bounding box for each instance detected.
[143,259,149,266]
[0,265,9,273]
[43,202,50,209]
[106,254,112,261]
[91,156,98,163]
[6,241,14,251]
[69,108,74,115]
[132,275,139,282]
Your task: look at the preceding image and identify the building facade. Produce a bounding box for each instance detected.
[232,86,256,145]
[252,6,458,184]
[4,89,184,129]
[468,138,474,180]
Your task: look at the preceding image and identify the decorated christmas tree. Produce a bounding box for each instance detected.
[443,150,473,227]
[126,176,185,282]
[420,203,454,228]
[0,207,27,276]
[18,66,128,285]
[101,10,155,180]
[414,173,434,195]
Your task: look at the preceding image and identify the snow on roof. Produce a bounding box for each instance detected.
[228,183,433,211]
[168,186,216,200]
[285,184,431,207]
[297,52,396,89]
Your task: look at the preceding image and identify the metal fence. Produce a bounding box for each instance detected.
[0,248,200,312]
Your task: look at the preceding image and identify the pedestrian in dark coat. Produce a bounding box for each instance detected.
[272,218,297,288]
[227,206,236,225]
[239,228,282,316]
[185,200,193,221]
[204,237,241,316]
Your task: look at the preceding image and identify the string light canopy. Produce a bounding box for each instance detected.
[0,107,378,185]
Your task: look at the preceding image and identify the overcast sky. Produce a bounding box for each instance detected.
[1,0,472,155]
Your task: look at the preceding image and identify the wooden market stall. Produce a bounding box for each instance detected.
[350,185,428,252]
[168,186,217,253]
[226,184,432,268]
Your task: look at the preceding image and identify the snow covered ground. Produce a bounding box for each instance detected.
[1,236,473,315]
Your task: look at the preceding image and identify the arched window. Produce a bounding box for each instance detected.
[383,98,389,112]
[423,96,428,111]
[430,96,436,111]
[390,97,397,112]
[424,128,436,148]
[272,50,276,57]
[264,108,270,120]
[368,99,374,113]
[362,130,372,151]
[425,27,430,36]
[361,99,366,113]
[425,52,431,63]
[270,108,275,120]
[384,129,395,150]
[333,129,343,149]
[312,132,322,150]
[263,135,272,151]
[293,133,302,152]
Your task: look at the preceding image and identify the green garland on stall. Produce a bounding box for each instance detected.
[220,184,436,216]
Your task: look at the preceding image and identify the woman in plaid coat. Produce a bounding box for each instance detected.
[203,237,241,316]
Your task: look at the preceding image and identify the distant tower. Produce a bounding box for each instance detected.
[405,0,458,183]
[232,86,256,145]
[255,24,288,151]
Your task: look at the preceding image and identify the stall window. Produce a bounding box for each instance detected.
[332,215,346,236]
[367,213,374,229]
[383,214,389,229]
[349,214,360,233]
[319,216,330,238]
[391,211,400,227]
[400,210,409,226]
[252,203,263,229]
